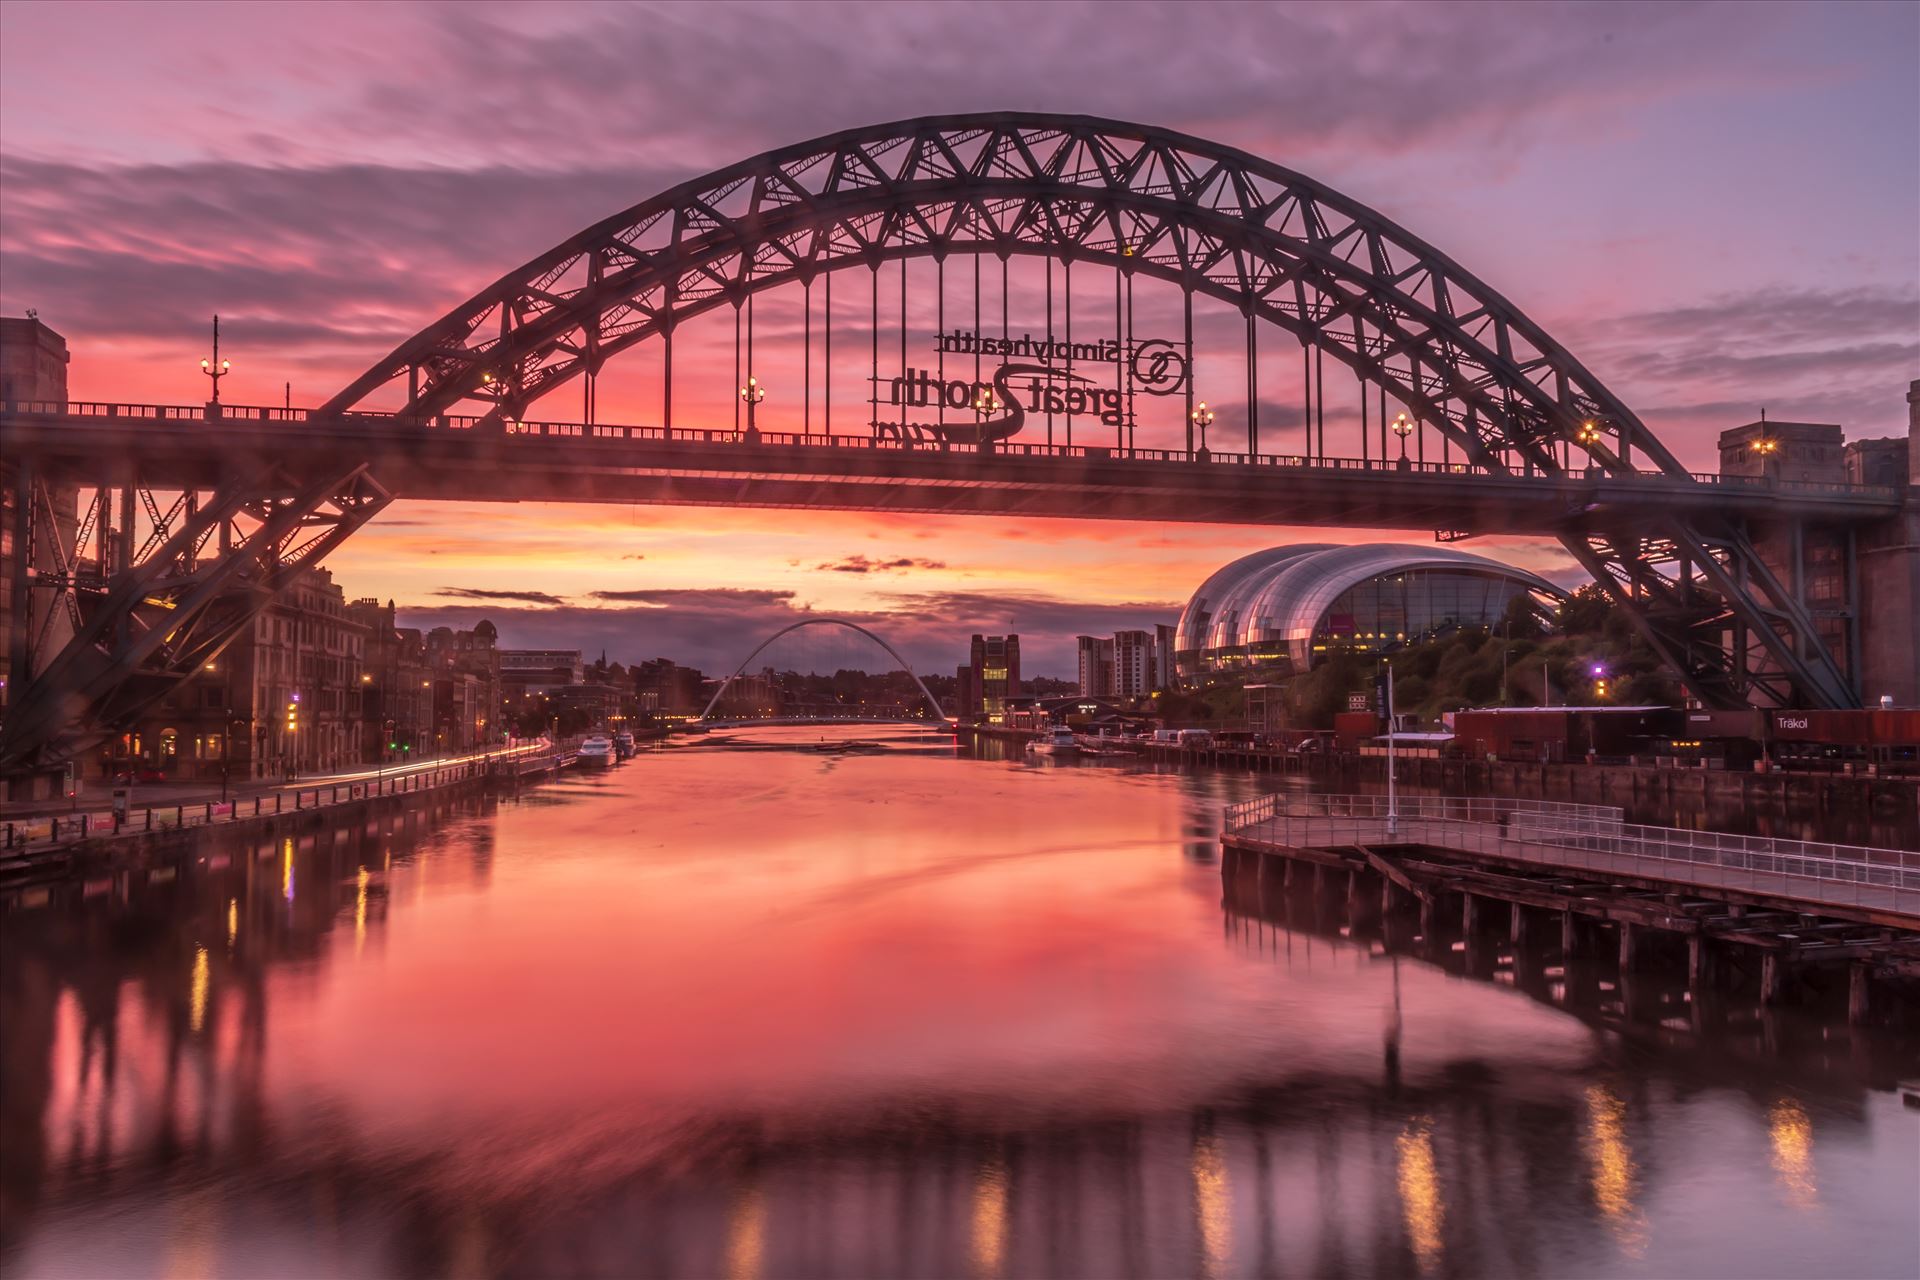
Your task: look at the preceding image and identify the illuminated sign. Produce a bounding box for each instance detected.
[875,327,1190,445]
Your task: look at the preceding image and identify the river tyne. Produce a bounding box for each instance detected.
[2,728,1914,1279]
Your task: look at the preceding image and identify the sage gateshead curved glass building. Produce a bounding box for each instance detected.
[1173,543,1564,681]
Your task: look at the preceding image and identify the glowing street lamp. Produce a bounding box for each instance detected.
[972,385,1002,451]
[1753,435,1779,482]
[739,375,766,442]
[1391,411,1415,465]
[1190,400,1215,459]
[200,315,231,405]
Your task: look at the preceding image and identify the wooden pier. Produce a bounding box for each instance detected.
[1221,794,1920,1026]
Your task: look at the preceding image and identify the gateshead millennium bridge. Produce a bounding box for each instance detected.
[2,113,1906,774]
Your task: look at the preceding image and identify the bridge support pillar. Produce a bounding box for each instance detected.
[1561,909,1577,958]
[1759,952,1784,1005]
[1847,963,1870,1025]
[1510,902,1528,946]
[1618,922,1638,974]
[1462,892,1481,939]
[1687,935,1711,991]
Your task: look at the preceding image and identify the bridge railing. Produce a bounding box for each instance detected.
[3,400,1899,501]
[1224,792,1920,917]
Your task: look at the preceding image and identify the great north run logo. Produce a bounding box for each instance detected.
[874,328,1190,445]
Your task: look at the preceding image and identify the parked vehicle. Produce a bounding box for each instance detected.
[112,765,168,784]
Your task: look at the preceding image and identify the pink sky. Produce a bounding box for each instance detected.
[3,1,1915,673]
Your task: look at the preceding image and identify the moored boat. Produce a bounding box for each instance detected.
[576,735,615,769]
[1027,727,1078,756]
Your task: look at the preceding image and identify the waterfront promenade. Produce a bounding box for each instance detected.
[0,741,576,882]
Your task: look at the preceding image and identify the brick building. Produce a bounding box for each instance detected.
[115,567,368,782]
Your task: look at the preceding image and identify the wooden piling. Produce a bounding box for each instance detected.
[1848,963,1870,1024]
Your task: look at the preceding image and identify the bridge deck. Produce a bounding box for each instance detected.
[1222,794,1920,927]
[2,403,1900,533]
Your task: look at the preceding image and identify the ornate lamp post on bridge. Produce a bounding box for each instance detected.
[1391,411,1415,468]
[739,375,765,443]
[200,315,231,410]
[973,385,1001,453]
[1190,401,1214,461]
[1753,435,1779,483]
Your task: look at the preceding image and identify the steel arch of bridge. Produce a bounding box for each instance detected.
[327,112,1678,481]
[323,113,1853,711]
[698,618,949,725]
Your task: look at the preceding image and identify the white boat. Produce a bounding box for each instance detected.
[1027,727,1078,756]
[576,735,615,769]
[612,731,637,760]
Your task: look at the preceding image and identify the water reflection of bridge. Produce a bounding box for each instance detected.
[1,793,1907,1275]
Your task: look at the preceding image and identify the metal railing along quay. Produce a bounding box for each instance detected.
[3,743,571,853]
[1223,793,1920,920]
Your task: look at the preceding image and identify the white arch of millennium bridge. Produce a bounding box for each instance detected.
[697,618,951,726]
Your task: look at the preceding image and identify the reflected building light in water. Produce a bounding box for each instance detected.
[971,1157,1009,1278]
[1396,1117,1444,1273]
[161,1184,217,1280]
[1583,1083,1647,1254]
[355,867,370,955]
[1769,1097,1819,1208]
[282,838,296,903]
[1191,1129,1233,1278]
[188,946,209,1033]
[226,898,238,948]
[725,1184,766,1280]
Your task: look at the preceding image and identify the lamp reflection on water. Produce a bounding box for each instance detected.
[1396,1117,1444,1273]
[282,837,296,903]
[1583,1083,1647,1254]
[188,946,209,1033]
[354,867,369,956]
[1191,1128,1233,1277]
[971,1157,1008,1277]
[1769,1097,1818,1208]
[724,1184,765,1280]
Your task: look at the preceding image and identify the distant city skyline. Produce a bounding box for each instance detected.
[3,1,1914,669]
